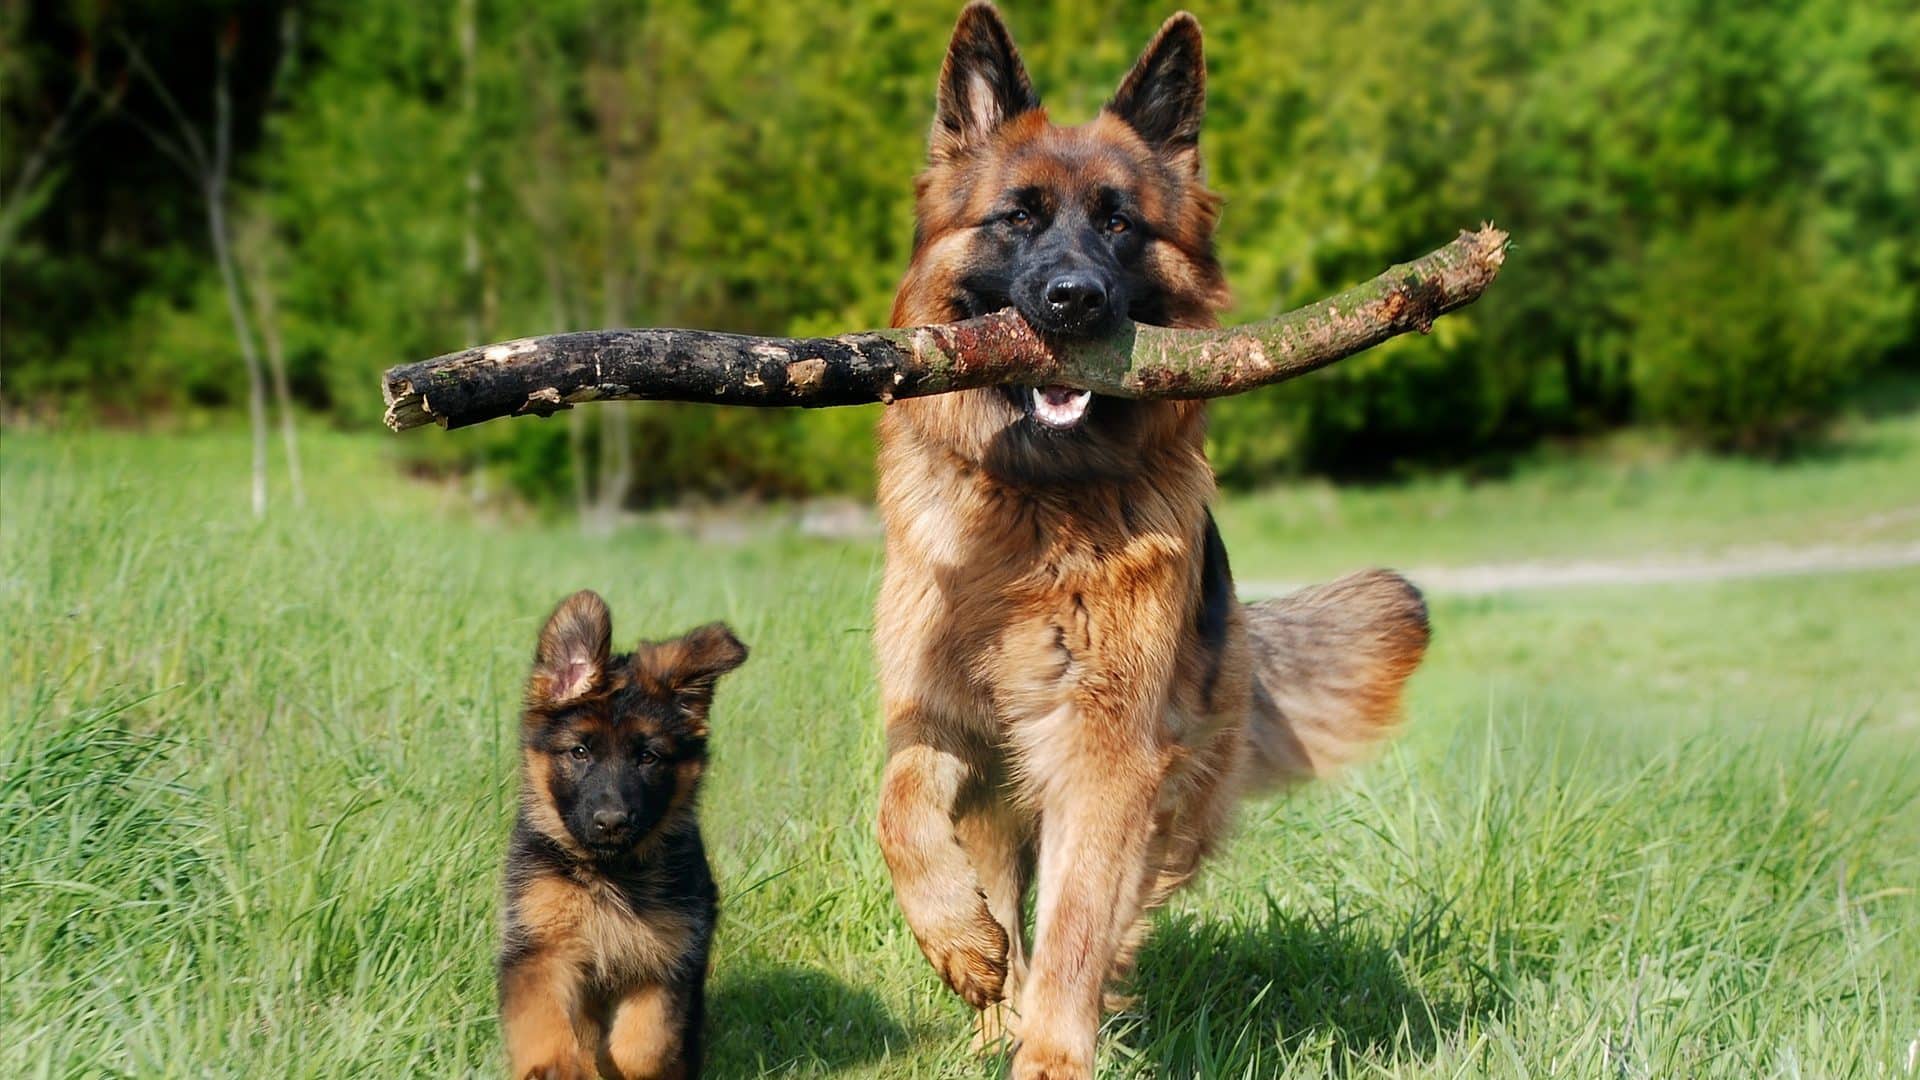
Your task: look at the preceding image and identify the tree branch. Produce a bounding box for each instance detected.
[114,33,211,176]
[0,79,108,252]
[382,225,1508,433]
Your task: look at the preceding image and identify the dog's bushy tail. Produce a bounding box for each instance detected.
[1240,569,1430,790]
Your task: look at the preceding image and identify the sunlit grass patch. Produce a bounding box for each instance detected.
[2,429,1915,1077]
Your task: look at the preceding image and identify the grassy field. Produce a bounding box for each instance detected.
[1214,404,1920,580]
[4,416,1918,1078]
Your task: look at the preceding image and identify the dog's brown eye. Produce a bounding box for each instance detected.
[1007,208,1033,227]
[569,744,590,761]
[1106,213,1131,234]
[637,750,660,766]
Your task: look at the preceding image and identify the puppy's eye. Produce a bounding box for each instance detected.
[1105,213,1131,235]
[1007,208,1033,227]
[636,749,660,766]
[569,744,590,761]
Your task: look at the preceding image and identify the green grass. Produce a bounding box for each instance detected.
[1215,408,1920,580]
[3,423,1917,1078]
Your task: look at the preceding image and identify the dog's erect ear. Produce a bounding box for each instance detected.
[931,2,1040,160]
[528,591,612,708]
[1106,12,1206,164]
[633,623,749,729]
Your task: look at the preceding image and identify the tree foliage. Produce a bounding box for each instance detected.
[5,0,1917,499]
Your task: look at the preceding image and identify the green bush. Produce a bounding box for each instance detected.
[1626,203,1906,451]
[433,404,881,511]
[9,0,1920,497]
[625,405,878,503]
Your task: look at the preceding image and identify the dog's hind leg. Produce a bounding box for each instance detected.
[1113,730,1244,999]
[1102,723,1243,1008]
[953,791,1033,1052]
[876,709,1010,1010]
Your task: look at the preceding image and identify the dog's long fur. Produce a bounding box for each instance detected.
[500,592,747,1080]
[872,7,1430,1076]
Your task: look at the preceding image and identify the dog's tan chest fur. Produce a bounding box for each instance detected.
[517,875,698,987]
[875,426,1225,747]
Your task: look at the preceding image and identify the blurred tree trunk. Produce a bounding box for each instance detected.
[114,28,271,516]
[208,184,271,518]
[505,5,685,532]
[583,31,655,535]
[459,0,483,349]
[238,214,305,508]
[509,30,596,523]
[542,246,590,519]
[237,10,305,509]
[208,38,270,519]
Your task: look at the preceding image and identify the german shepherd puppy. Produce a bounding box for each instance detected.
[499,591,747,1080]
[874,6,1431,1076]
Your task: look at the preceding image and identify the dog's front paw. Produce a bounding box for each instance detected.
[1010,1040,1092,1080]
[919,895,1009,1009]
[518,1059,592,1080]
[970,1000,1020,1056]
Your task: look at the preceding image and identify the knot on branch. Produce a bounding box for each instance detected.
[1382,275,1447,334]
[518,387,568,417]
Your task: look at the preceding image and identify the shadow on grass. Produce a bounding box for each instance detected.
[708,964,906,1075]
[1116,899,1500,1072]
[1844,369,1920,419]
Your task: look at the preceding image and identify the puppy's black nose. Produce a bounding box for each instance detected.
[592,809,629,834]
[1044,273,1108,320]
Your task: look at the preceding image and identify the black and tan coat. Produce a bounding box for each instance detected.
[499,592,747,1080]
[873,7,1430,1078]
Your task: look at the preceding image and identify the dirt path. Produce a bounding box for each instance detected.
[1242,540,1920,598]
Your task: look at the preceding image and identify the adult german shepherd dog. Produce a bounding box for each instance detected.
[499,591,748,1080]
[874,5,1431,1076]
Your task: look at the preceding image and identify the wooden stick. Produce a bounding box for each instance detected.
[382,225,1508,432]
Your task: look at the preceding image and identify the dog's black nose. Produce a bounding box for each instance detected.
[1044,273,1108,320]
[592,809,629,834]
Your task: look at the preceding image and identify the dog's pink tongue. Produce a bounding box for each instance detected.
[1031,384,1093,427]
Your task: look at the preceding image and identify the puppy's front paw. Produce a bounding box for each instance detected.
[519,1059,591,1080]
[1010,1040,1092,1080]
[919,894,1009,1009]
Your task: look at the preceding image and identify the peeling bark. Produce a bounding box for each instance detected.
[383,226,1508,433]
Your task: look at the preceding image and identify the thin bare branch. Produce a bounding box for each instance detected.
[107,102,201,180]
[114,32,210,175]
[212,45,232,187]
[0,80,104,248]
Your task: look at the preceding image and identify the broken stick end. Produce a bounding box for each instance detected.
[1471,223,1510,270]
[381,378,436,433]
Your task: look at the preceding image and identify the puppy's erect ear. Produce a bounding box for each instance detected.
[632,623,749,731]
[931,2,1040,160]
[528,590,612,708]
[1106,12,1206,165]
